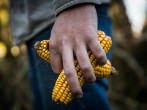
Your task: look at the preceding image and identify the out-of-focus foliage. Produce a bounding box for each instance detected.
[108,0,147,110]
[0,0,32,110]
[0,0,147,110]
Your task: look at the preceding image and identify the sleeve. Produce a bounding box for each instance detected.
[53,0,101,15]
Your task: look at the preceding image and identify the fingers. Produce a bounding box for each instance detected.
[49,41,63,73]
[88,36,107,65]
[75,44,96,83]
[49,31,107,99]
[62,45,83,98]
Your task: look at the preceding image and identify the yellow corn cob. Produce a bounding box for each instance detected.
[97,31,112,53]
[34,30,114,104]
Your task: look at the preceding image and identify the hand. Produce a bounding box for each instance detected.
[49,4,107,98]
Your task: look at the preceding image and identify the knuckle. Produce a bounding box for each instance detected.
[83,69,96,83]
[50,62,55,68]
[50,59,56,68]
[81,64,91,72]
[84,31,97,42]
[50,56,54,64]
[97,53,107,65]
[74,38,81,46]
[71,89,81,97]
[49,41,57,50]
[85,35,94,43]
[51,65,58,73]
[81,63,96,83]
[92,43,101,52]
[97,52,105,60]
[51,63,62,74]
[101,59,107,65]
[64,68,75,78]
[86,75,96,83]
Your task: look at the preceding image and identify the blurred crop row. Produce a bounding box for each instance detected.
[109,1,147,110]
[0,0,32,110]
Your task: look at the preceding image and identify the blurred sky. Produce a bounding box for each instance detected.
[123,0,147,33]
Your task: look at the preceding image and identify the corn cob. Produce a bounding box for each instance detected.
[34,30,114,104]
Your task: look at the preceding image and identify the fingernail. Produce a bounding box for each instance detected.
[52,68,59,74]
[51,66,58,73]
[76,94,83,99]
[53,70,60,74]
[99,58,107,65]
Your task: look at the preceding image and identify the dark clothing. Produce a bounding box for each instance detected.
[10,0,110,45]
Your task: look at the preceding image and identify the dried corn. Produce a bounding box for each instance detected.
[34,30,114,104]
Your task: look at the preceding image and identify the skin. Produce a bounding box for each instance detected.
[49,4,107,98]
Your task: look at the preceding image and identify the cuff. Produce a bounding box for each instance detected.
[53,0,101,15]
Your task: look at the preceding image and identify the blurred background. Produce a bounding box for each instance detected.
[0,0,147,110]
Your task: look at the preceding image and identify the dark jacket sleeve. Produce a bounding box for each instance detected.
[53,0,101,15]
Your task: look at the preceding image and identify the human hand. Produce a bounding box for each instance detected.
[49,4,107,98]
